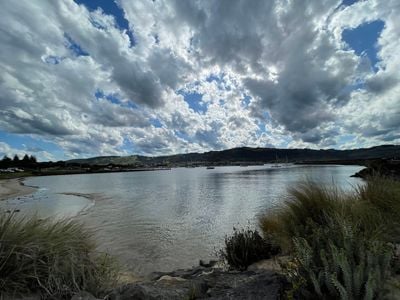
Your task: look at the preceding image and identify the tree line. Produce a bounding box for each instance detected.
[0,154,38,168]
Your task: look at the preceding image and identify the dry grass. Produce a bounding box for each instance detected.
[259,180,350,251]
[0,212,119,299]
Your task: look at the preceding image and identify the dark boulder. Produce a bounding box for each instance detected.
[106,264,284,300]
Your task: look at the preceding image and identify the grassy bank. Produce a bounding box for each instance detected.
[0,172,33,180]
[0,212,119,299]
[221,177,400,299]
[261,177,400,299]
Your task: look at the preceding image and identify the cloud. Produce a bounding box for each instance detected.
[0,0,399,159]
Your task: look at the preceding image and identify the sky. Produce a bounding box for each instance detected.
[0,0,399,161]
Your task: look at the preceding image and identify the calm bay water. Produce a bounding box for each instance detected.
[3,164,363,275]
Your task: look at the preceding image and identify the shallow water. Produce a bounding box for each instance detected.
[2,164,363,275]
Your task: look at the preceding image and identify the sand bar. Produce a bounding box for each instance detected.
[0,178,36,201]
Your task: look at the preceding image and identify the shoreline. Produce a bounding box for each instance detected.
[0,178,37,201]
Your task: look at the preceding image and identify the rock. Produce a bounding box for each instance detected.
[151,266,209,281]
[199,259,218,268]
[157,275,187,283]
[148,271,167,281]
[108,266,285,300]
[105,281,204,300]
[4,295,41,300]
[71,291,99,300]
[118,271,143,284]
[247,256,288,272]
[351,159,400,180]
[204,270,283,299]
[351,167,372,178]
[248,259,280,272]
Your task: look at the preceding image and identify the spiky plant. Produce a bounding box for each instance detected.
[259,178,400,299]
[282,217,394,300]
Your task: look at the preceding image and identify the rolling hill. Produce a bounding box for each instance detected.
[67,145,400,167]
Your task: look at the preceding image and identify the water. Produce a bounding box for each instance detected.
[2,164,363,275]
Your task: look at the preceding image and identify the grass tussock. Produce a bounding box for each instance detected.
[260,181,349,251]
[259,176,400,299]
[0,212,119,299]
[219,227,280,271]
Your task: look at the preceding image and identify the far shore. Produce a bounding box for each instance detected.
[0,178,37,201]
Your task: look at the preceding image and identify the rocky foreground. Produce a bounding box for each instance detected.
[73,260,285,300]
[352,159,400,180]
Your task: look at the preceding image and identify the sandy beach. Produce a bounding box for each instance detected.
[0,178,36,201]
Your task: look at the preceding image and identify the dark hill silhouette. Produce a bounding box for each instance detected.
[67,145,400,167]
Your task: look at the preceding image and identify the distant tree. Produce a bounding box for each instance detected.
[2,155,11,163]
[13,155,20,163]
[0,155,12,168]
[29,155,37,163]
[20,154,34,168]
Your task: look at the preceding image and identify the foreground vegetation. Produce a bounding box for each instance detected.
[0,213,119,299]
[219,226,280,271]
[222,177,400,299]
[3,175,400,298]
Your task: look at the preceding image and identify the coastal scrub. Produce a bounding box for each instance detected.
[0,212,119,299]
[259,177,400,298]
[219,226,280,271]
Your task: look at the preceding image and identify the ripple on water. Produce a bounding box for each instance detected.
[0,191,97,219]
[18,165,364,275]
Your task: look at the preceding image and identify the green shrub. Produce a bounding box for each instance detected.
[259,178,400,299]
[259,181,349,252]
[219,227,280,271]
[356,176,400,243]
[282,218,394,300]
[0,212,119,299]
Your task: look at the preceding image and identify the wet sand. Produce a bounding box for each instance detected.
[0,178,36,201]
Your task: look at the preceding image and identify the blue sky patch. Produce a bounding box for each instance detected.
[150,118,163,128]
[95,90,139,109]
[242,95,251,108]
[64,33,89,57]
[175,130,191,142]
[206,75,220,83]
[341,0,359,7]
[178,91,207,113]
[342,20,384,71]
[0,131,63,160]
[120,137,136,153]
[43,55,64,65]
[206,74,231,91]
[95,90,122,105]
[74,0,136,47]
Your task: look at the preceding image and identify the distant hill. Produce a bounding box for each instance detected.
[67,145,400,167]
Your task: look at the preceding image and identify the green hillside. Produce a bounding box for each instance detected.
[67,145,400,166]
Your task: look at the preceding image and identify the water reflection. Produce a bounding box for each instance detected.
[17,164,364,275]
